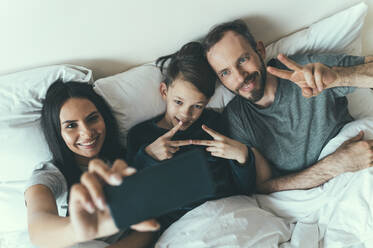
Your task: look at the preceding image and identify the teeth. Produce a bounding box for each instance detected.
[79,138,97,146]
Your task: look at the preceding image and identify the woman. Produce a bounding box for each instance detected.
[24,80,159,248]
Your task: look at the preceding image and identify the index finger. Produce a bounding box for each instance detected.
[202,124,224,140]
[267,66,293,80]
[277,54,302,71]
[163,121,183,138]
[88,159,114,183]
[191,139,217,146]
[88,159,123,186]
[168,139,192,147]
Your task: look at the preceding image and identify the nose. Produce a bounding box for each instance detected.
[232,67,246,85]
[180,105,192,118]
[79,123,94,138]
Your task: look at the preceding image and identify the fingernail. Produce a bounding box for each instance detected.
[96,198,105,211]
[125,167,137,175]
[179,121,183,125]
[153,222,161,230]
[110,175,122,185]
[86,202,95,214]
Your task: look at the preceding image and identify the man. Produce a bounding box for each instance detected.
[202,19,373,193]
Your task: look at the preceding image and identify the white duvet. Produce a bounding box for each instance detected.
[156,118,373,248]
[2,119,372,248]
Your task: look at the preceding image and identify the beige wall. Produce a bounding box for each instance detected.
[0,0,370,79]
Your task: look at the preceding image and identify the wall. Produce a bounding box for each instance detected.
[0,0,370,79]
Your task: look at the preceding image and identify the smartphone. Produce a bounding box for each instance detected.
[104,148,217,229]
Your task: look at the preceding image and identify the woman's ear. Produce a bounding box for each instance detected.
[159,82,168,100]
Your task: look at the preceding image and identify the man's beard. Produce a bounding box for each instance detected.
[236,55,267,103]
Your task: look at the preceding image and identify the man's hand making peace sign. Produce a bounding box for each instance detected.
[145,121,192,161]
[267,54,339,98]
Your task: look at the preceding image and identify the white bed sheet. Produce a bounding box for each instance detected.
[157,118,373,248]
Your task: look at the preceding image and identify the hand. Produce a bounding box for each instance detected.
[145,121,192,161]
[191,125,248,164]
[332,131,373,174]
[69,159,160,243]
[267,54,339,97]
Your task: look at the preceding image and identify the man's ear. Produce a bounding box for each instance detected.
[159,82,168,100]
[256,41,266,60]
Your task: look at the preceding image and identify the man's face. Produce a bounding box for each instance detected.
[207,31,267,102]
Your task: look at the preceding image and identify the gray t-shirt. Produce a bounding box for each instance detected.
[223,54,365,175]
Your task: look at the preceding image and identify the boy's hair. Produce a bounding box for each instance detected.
[156,41,216,99]
[41,80,124,189]
[203,19,257,54]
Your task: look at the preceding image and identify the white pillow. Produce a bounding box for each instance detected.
[319,117,373,160]
[0,65,92,234]
[156,196,293,247]
[94,2,369,147]
[0,65,92,181]
[264,2,367,59]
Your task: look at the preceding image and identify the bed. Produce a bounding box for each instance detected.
[1,1,373,247]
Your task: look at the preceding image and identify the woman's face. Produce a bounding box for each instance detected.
[59,98,106,162]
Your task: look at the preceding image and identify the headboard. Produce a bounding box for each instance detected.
[1,0,372,79]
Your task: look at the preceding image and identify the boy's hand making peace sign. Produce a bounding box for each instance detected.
[191,125,249,164]
[145,121,192,161]
[267,54,339,98]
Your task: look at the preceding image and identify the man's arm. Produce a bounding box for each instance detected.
[333,56,373,88]
[257,131,373,194]
[267,54,373,97]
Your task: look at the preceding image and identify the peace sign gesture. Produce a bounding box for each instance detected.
[191,125,248,164]
[145,121,192,161]
[267,54,339,97]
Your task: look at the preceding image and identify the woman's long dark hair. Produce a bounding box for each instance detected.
[156,41,216,99]
[41,80,124,190]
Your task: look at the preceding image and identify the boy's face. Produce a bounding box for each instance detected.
[160,78,209,131]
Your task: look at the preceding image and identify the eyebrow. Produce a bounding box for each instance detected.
[217,52,251,75]
[237,53,251,64]
[175,96,206,104]
[61,111,99,124]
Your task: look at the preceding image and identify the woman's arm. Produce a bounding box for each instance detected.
[25,159,160,248]
[25,185,77,248]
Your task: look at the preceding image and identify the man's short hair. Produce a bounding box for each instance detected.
[203,19,257,54]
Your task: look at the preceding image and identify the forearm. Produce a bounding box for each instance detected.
[28,212,76,248]
[333,55,373,88]
[257,153,344,194]
[107,231,155,248]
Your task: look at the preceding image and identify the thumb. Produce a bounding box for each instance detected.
[344,131,364,145]
[302,88,313,98]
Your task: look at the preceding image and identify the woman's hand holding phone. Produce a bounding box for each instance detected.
[68,159,160,243]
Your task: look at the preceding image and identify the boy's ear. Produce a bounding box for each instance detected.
[159,82,168,100]
[256,41,266,60]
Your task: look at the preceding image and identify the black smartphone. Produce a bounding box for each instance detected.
[104,148,217,229]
